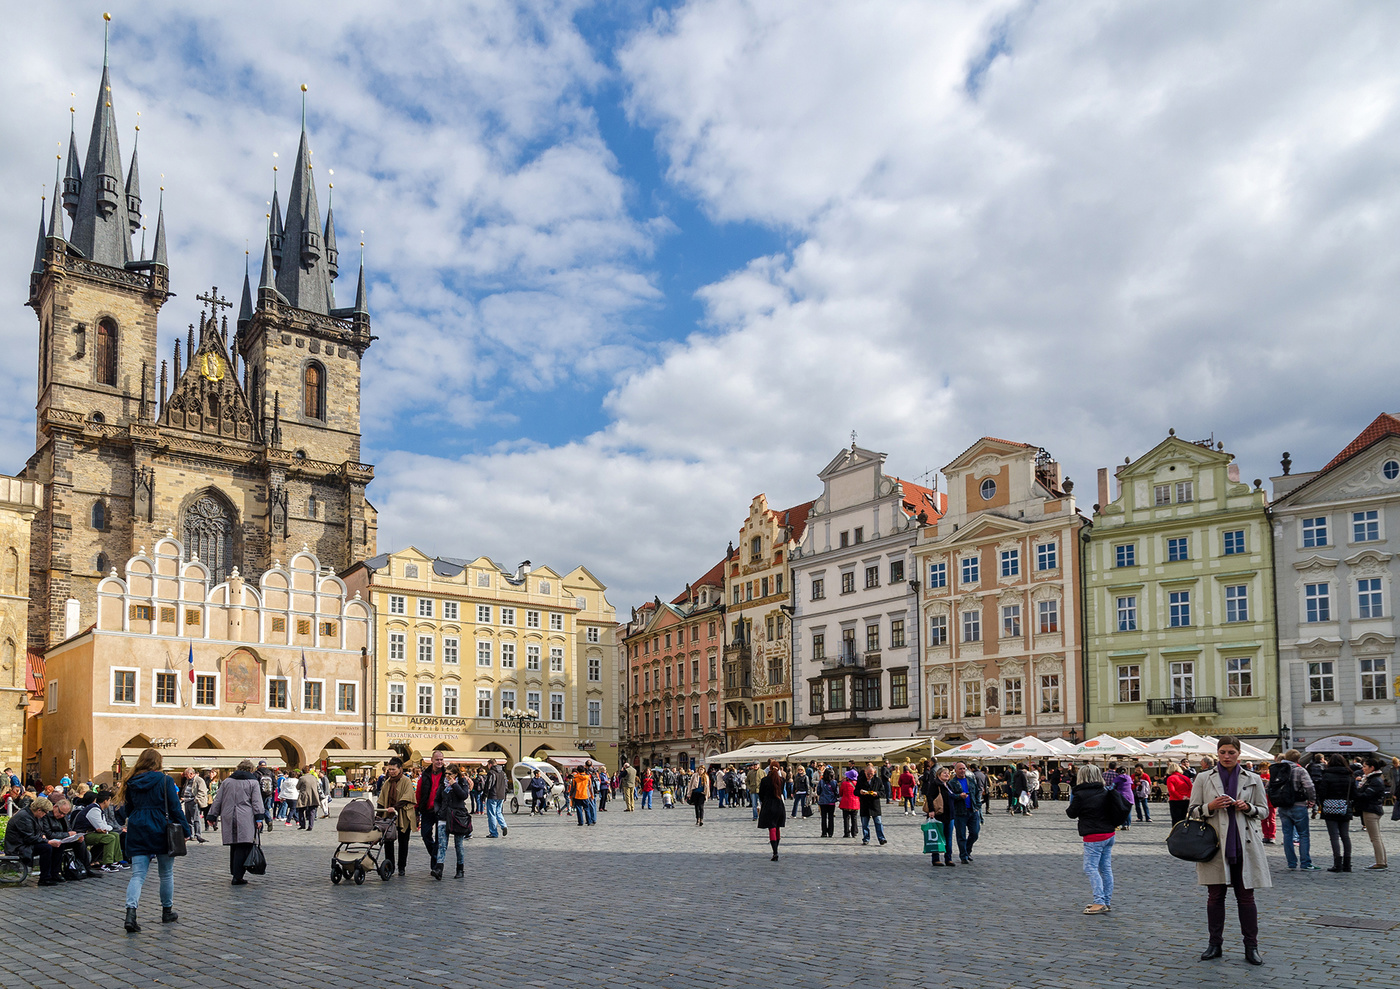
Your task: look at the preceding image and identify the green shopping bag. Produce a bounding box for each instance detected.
[921,819,946,854]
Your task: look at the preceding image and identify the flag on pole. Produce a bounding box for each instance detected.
[188,642,196,684]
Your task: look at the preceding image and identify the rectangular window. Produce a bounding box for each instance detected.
[443,637,459,665]
[477,605,492,624]
[1116,596,1137,632]
[1225,584,1249,623]
[1154,484,1171,506]
[692,658,700,682]
[155,671,178,706]
[303,680,323,712]
[501,607,516,626]
[828,677,845,711]
[417,598,434,618]
[550,692,564,721]
[963,681,982,717]
[417,685,433,715]
[732,586,741,605]
[890,560,905,583]
[441,686,459,717]
[841,572,855,594]
[1000,549,1020,577]
[760,577,770,597]
[766,617,775,641]
[477,640,492,667]
[1354,510,1381,542]
[1169,590,1191,627]
[811,577,825,600]
[195,674,217,707]
[709,702,718,727]
[854,527,864,544]
[1226,657,1253,698]
[1361,657,1388,701]
[388,682,405,714]
[1037,599,1059,633]
[928,614,948,646]
[526,644,541,670]
[890,618,905,648]
[319,620,338,638]
[1167,537,1188,561]
[526,610,540,628]
[1302,516,1328,548]
[588,656,601,682]
[840,531,849,548]
[1001,604,1021,638]
[587,626,600,643]
[550,613,563,631]
[1305,583,1331,622]
[929,682,949,720]
[417,634,434,664]
[928,562,946,588]
[525,690,541,716]
[708,654,717,679]
[501,643,516,668]
[692,704,701,731]
[130,604,152,622]
[337,682,357,714]
[864,566,879,589]
[474,689,491,718]
[388,632,406,662]
[1036,542,1058,571]
[851,676,866,712]
[962,610,981,643]
[961,557,980,584]
[443,600,459,620]
[500,689,516,712]
[1176,481,1194,503]
[588,700,601,727]
[1115,544,1136,568]
[644,670,651,693]
[1359,577,1384,618]
[1118,664,1140,702]
[1223,529,1246,555]
[1040,674,1061,714]
[809,632,825,661]
[1308,661,1335,703]
[550,647,564,673]
[388,595,405,615]
[865,624,880,652]
[890,670,908,708]
[297,619,311,637]
[809,682,824,715]
[267,678,288,710]
[1003,677,1023,715]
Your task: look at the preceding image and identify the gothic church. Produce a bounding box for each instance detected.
[23,38,377,651]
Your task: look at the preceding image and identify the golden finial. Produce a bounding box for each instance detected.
[301,83,308,92]
[103,11,111,20]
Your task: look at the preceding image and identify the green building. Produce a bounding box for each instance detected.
[1084,433,1278,747]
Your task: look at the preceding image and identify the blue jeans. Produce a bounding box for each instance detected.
[641,790,653,809]
[1135,797,1151,822]
[1279,805,1312,868]
[1083,836,1114,905]
[485,798,505,837]
[751,791,761,820]
[861,813,885,843]
[954,812,980,860]
[126,854,174,909]
[792,793,808,817]
[431,820,449,864]
[575,797,597,825]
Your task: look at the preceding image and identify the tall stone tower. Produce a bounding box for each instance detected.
[23,27,376,652]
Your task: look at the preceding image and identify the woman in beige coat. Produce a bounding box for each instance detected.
[1187,735,1270,967]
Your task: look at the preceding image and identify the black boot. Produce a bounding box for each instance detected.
[161,907,178,924]
[1199,945,1221,961]
[1244,946,1264,966]
[455,864,464,878]
[770,839,779,861]
[431,863,442,880]
[1342,856,1352,873]
[124,908,140,933]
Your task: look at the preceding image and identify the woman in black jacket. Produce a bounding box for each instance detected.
[118,747,190,933]
[1356,755,1389,870]
[926,766,957,867]
[439,769,473,878]
[1315,754,1357,873]
[1066,765,1130,915]
[757,761,786,861]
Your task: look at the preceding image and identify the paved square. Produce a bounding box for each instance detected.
[2,800,1396,988]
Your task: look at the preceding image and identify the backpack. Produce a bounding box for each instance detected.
[1266,762,1299,808]
[259,774,273,796]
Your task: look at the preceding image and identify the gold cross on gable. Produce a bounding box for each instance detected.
[196,287,233,315]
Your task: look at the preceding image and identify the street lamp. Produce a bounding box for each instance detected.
[1068,726,1079,744]
[500,707,540,764]
[1280,724,1291,751]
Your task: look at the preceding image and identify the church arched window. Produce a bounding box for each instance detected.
[95,319,118,386]
[303,362,325,420]
[182,492,237,584]
[96,552,109,575]
[91,501,106,531]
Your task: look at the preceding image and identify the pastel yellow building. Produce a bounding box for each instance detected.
[0,474,42,771]
[343,548,620,771]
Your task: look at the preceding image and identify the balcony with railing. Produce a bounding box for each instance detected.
[1147,696,1219,717]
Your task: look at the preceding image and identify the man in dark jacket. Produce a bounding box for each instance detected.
[1269,749,1318,870]
[949,763,983,863]
[483,760,509,838]
[3,797,64,885]
[416,751,450,878]
[856,764,886,845]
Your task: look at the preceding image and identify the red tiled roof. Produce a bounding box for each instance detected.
[671,556,728,604]
[1321,413,1400,473]
[890,478,946,522]
[25,650,45,695]
[778,500,815,543]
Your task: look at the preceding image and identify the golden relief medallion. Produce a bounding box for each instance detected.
[200,352,225,382]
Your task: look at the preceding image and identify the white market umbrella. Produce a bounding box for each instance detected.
[998,735,1059,760]
[1074,734,1147,759]
[943,738,1003,760]
[1045,738,1079,756]
[1238,742,1275,763]
[1116,737,1152,755]
[1143,739,1170,755]
[1304,734,1379,754]
[1155,730,1218,758]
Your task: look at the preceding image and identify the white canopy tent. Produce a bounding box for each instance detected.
[795,738,934,763]
[1153,730,1218,758]
[941,738,1003,760]
[1074,734,1148,759]
[705,742,824,765]
[998,735,1060,760]
[1045,738,1079,756]
[1304,734,1379,754]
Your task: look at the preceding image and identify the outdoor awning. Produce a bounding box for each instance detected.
[320,748,398,766]
[1305,734,1379,754]
[117,748,282,771]
[440,751,513,765]
[549,756,603,769]
[796,738,935,762]
[704,741,824,764]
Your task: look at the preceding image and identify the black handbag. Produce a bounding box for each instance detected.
[1166,818,1219,862]
[163,779,188,857]
[244,832,267,875]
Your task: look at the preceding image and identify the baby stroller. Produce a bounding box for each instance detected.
[331,797,395,885]
[661,788,675,809]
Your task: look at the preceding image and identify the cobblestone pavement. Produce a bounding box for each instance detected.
[3,799,1398,989]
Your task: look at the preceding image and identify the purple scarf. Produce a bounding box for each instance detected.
[1220,765,1241,862]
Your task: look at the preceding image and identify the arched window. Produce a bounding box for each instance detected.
[182,492,237,584]
[95,319,118,386]
[308,494,318,518]
[303,362,325,420]
[91,501,106,531]
[96,552,109,575]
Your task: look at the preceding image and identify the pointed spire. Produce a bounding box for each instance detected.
[269,161,284,269]
[187,324,195,359]
[275,86,334,314]
[48,157,66,241]
[159,359,168,413]
[63,113,82,219]
[70,16,134,267]
[353,257,368,315]
[259,225,277,292]
[323,198,338,280]
[151,188,168,268]
[173,337,182,381]
[125,123,142,233]
[238,252,254,330]
[32,197,48,275]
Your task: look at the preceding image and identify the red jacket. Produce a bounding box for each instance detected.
[838,779,859,811]
[1165,772,1192,801]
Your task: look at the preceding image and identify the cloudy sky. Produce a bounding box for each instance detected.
[2,1,1399,609]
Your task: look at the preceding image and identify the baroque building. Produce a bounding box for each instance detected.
[914,438,1085,743]
[1271,414,1400,753]
[0,475,43,770]
[789,445,939,741]
[724,495,813,748]
[23,37,375,652]
[1084,432,1278,746]
[342,549,620,771]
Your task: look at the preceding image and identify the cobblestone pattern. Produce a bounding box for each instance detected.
[1,800,1397,988]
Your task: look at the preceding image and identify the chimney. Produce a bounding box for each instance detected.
[516,560,532,581]
[65,598,81,640]
[1097,468,1110,510]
